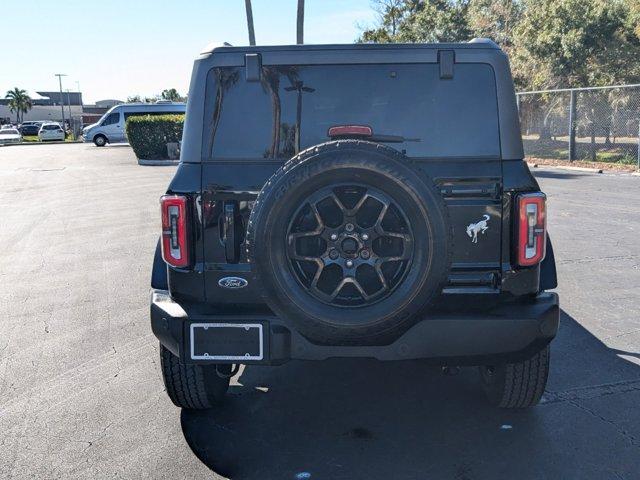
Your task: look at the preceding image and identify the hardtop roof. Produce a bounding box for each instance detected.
[200,38,499,56]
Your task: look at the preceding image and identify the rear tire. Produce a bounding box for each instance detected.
[159,344,230,409]
[94,135,107,147]
[479,345,550,408]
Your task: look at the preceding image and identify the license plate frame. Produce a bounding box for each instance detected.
[189,323,264,361]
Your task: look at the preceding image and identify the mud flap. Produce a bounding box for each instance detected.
[540,235,557,290]
[151,239,168,290]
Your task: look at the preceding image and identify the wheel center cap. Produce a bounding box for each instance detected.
[340,237,359,255]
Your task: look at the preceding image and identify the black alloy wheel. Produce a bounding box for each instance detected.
[286,184,413,307]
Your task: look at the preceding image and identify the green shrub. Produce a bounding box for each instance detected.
[125,114,184,160]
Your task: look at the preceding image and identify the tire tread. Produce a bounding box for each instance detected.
[491,346,550,408]
[160,345,228,410]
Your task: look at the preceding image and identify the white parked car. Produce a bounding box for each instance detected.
[0,128,23,145]
[38,123,65,142]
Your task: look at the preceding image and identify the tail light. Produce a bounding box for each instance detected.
[328,125,373,138]
[516,193,546,266]
[160,195,190,268]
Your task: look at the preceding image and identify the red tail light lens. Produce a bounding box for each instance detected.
[160,195,190,268]
[516,193,547,266]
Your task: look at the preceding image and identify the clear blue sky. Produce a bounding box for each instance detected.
[1,0,376,104]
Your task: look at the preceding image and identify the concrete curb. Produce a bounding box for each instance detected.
[137,158,179,166]
[0,141,82,146]
[527,163,603,174]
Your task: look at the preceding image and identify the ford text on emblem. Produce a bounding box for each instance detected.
[218,277,248,289]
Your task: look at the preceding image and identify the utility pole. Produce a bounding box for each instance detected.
[75,81,82,106]
[54,73,67,130]
[66,89,72,119]
[285,81,314,153]
[66,89,75,140]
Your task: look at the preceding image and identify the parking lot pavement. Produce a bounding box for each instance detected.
[0,144,638,479]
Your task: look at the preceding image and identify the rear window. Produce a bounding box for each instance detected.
[203,63,500,160]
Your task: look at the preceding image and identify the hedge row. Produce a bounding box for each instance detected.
[125,114,184,160]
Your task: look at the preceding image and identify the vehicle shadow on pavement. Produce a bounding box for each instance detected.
[181,310,640,480]
[530,170,585,180]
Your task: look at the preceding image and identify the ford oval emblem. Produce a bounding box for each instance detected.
[218,276,248,289]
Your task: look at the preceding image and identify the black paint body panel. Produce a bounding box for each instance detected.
[165,159,549,307]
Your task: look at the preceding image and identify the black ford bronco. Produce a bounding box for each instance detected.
[151,39,559,410]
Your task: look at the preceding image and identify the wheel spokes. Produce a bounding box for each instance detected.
[286,184,415,306]
[323,275,372,302]
[374,263,389,291]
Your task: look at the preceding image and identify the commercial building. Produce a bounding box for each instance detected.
[0,91,83,124]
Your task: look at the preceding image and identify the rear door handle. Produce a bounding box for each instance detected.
[223,202,239,263]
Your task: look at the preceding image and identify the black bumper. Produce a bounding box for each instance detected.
[151,291,559,366]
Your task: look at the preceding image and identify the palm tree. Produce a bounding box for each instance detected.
[296,0,305,44]
[261,66,302,158]
[244,0,256,45]
[5,88,32,123]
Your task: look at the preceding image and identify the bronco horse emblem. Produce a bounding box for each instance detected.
[466,215,490,244]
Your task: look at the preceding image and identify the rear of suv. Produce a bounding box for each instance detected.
[151,39,559,410]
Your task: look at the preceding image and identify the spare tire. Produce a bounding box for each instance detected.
[247,140,451,345]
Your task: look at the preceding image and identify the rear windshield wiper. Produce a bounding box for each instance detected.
[368,133,420,143]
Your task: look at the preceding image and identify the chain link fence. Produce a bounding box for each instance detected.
[517,84,640,168]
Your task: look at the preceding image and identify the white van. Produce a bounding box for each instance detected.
[82,101,186,146]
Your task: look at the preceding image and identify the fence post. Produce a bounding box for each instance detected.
[637,120,640,171]
[568,89,577,162]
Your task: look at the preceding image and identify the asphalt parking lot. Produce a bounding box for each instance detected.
[0,143,639,479]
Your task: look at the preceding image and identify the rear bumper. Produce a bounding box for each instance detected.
[151,290,559,366]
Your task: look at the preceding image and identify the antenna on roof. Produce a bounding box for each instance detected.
[244,0,256,46]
